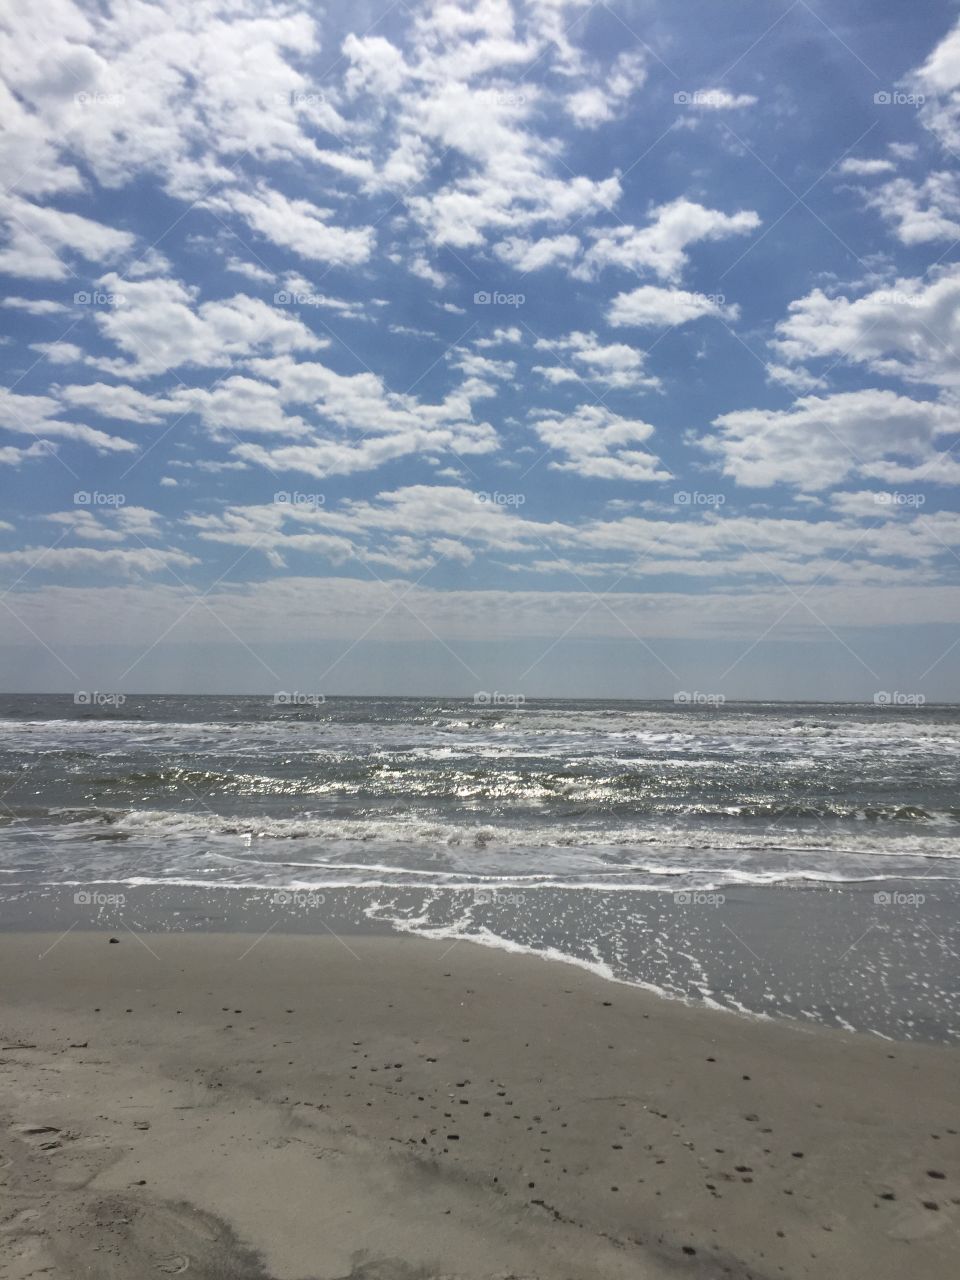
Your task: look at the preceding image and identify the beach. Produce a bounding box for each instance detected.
[1,929,958,1280]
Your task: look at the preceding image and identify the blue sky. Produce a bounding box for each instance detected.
[2,0,960,698]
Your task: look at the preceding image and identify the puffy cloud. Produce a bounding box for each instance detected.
[226,354,500,479]
[29,340,84,364]
[0,389,135,453]
[0,194,133,279]
[46,504,163,543]
[2,296,70,315]
[474,326,522,348]
[531,405,670,480]
[906,19,960,152]
[57,383,185,424]
[225,257,275,284]
[701,390,958,488]
[88,274,326,379]
[764,363,827,393]
[771,267,960,388]
[607,285,738,327]
[863,173,960,244]
[533,331,658,390]
[0,0,343,200]
[564,49,647,128]
[576,199,760,282]
[0,440,53,467]
[208,185,374,267]
[343,6,623,253]
[493,234,580,272]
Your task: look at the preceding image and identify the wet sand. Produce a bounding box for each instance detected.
[0,930,957,1279]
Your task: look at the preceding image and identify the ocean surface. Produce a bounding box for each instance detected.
[1,694,957,1041]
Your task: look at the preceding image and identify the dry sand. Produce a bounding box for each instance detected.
[0,930,957,1279]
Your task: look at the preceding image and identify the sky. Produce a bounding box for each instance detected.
[2,0,960,700]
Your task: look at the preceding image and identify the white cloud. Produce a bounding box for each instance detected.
[225,354,501,479]
[531,405,670,480]
[46,504,162,543]
[0,0,348,201]
[474,326,522,348]
[343,9,623,254]
[838,157,896,177]
[764,363,827,393]
[407,253,449,288]
[0,440,53,467]
[771,267,960,388]
[565,49,647,128]
[0,388,135,453]
[533,331,658,390]
[702,390,958,488]
[57,383,184,424]
[863,172,960,244]
[607,284,738,327]
[209,185,374,266]
[829,490,914,520]
[225,256,275,284]
[2,296,70,315]
[0,545,195,575]
[88,274,326,379]
[493,234,580,272]
[30,340,84,364]
[0,194,133,279]
[577,199,760,282]
[906,19,960,152]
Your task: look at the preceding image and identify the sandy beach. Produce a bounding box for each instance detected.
[0,930,957,1279]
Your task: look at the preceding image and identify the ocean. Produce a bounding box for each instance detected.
[1,694,957,1042]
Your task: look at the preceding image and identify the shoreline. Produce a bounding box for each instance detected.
[1,930,958,1279]
[2,878,957,1044]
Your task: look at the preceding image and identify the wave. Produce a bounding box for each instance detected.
[22,805,960,845]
